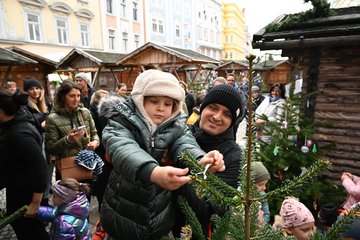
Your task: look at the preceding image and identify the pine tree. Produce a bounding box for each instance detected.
[173,55,354,240]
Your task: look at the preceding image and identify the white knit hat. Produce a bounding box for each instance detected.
[131,69,185,126]
[75,73,91,86]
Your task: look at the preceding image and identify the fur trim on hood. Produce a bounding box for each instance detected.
[98,95,125,119]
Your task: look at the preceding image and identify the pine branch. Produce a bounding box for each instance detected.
[258,159,330,201]
[0,205,27,229]
[176,196,206,240]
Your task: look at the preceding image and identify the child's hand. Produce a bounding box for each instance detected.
[24,202,39,218]
[87,140,99,151]
[341,172,353,181]
[199,150,225,173]
[150,166,191,190]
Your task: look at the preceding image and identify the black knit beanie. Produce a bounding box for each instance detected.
[200,84,242,125]
[23,77,42,91]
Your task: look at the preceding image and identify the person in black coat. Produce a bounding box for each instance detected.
[179,80,195,116]
[0,89,49,240]
[173,85,243,238]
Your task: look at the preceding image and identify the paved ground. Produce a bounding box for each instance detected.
[0,187,99,239]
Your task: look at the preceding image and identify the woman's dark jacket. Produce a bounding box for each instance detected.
[100,98,205,240]
[0,108,47,192]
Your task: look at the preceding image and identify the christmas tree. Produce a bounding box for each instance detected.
[173,55,355,240]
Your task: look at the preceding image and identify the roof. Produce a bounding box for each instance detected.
[117,42,220,65]
[216,60,249,70]
[256,59,289,70]
[57,48,126,69]
[7,46,57,67]
[253,6,360,50]
[0,47,38,65]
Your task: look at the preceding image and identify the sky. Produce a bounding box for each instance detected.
[239,0,313,35]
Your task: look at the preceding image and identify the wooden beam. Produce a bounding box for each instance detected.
[111,68,120,89]
[93,66,103,88]
[190,64,201,88]
[253,35,360,50]
[2,66,12,87]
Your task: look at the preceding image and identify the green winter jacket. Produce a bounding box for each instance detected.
[45,105,99,158]
[100,98,205,240]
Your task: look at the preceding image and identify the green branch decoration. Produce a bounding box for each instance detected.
[0,205,27,230]
[266,0,334,33]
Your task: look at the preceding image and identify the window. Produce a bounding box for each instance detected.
[56,19,68,45]
[80,24,89,47]
[120,0,126,18]
[26,13,42,42]
[175,25,180,37]
[122,32,128,52]
[134,34,139,48]
[203,28,208,41]
[158,20,163,33]
[197,26,202,40]
[133,2,138,21]
[152,19,157,32]
[107,0,113,14]
[108,29,115,50]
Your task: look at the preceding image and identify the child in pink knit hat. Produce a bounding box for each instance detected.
[279,197,315,240]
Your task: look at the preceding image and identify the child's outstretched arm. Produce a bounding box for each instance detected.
[150,166,191,190]
[199,150,225,173]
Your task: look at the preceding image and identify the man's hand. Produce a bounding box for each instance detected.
[199,150,225,173]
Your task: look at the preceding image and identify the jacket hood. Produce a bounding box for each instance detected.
[0,108,34,127]
[58,194,90,219]
[98,95,125,119]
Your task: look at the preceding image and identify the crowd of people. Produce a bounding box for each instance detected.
[0,70,359,240]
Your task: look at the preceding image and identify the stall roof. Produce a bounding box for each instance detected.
[56,48,127,69]
[0,47,38,65]
[117,42,220,65]
[253,6,360,50]
[7,46,57,67]
[256,59,289,71]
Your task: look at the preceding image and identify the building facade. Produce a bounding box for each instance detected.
[0,0,103,61]
[143,0,222,60]
[101,0,145,53]
[222,0,246,60]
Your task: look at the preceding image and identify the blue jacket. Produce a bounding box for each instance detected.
[37,194,90,240]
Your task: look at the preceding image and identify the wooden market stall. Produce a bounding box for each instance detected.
[56,48,127,91]
[215,60,249,80]
[117,42,220,90]
[256,59,291,89]
[252,6,360,184]
[0,47,56,92]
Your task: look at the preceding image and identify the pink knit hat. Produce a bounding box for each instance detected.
[280,197,315,228]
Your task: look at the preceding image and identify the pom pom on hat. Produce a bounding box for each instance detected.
[75,73,91,86]
[251,161,270,183]
[23,77,42,91]
[280,197,315,228]
[200,85,243,125]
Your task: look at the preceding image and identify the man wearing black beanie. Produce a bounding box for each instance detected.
[173,84,243,238]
